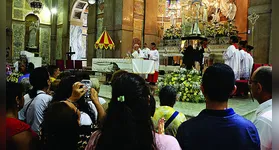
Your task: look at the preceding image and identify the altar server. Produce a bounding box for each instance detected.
[239,41,250,79]
[223,36,241,80]
[147,43,160,85]
[132,44,144,59]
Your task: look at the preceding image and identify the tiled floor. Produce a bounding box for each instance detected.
[98,84,259,121]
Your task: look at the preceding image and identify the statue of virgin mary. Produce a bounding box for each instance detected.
[28,21,39,48]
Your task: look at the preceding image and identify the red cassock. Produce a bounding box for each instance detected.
[147,71,159,83]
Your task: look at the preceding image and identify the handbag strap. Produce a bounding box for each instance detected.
[164,111,179,129]
[24,92,45,118]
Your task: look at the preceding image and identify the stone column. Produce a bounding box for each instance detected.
[119,0,133,57]
[102,0,115,58]
[87,3,97,67]
[50,0,58,65]
[61,0,71,61]
[144,0,159,46]
[235,0,249,40]
[6,0,12,62]
[248,0,272,64]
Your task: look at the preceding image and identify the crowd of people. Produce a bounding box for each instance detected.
[5,54,272,149]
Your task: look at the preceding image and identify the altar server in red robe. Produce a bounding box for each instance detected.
[147,43,160,85]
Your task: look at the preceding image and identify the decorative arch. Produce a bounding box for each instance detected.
[69,0,89,60]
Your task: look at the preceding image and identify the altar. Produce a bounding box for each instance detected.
[92,58,155,74]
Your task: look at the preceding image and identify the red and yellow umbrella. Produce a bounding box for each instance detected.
[95,30,115,50]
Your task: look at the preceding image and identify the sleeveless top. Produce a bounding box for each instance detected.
[6,118,38,150]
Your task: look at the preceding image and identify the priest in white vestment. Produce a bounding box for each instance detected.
[223,36,241,80]
[141,43,151,60]
[132,44,144,59]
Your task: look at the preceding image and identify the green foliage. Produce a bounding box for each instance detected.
[158,68,205,103]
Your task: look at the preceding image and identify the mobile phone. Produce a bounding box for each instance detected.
[81,80,92,98]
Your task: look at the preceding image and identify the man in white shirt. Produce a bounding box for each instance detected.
[250,66,272,150]
[18,67,52,134]
[223,36,241,80]
[147,42,160,85]
[132,44,144,59]
[141,43,151,59]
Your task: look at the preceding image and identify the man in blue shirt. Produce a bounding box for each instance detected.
[176,63,260,150]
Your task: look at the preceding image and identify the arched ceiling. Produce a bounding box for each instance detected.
[70,0,89,26]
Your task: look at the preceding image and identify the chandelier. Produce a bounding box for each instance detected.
[29,0,43,14]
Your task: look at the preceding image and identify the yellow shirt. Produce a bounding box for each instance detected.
[50,77,56,83]
[152,106,186,136]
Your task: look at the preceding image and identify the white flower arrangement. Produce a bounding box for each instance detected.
[158,68,205,103]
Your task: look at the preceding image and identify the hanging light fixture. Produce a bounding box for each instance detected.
[29,0,43,14]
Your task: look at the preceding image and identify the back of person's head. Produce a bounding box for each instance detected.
[57,71,72,80]
[159,85,177,107]
[239,40,247,49]
[247,45,254,52]
[230,35,239,43]
[96,73,156,150]
[47,65,59,77]
[75,72,90,81]
[52,76,78,102]
[151,42,156,46]
[202,63,235,102]
[53,76,96,124]
[27,62,35,74]
[20,77,32,94]
[253,66,272,95]
[6,82,24,110]
[29,67,50,98]
[110,70,128,84]
[41,102,79,150]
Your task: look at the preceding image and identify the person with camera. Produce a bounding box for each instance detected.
[41,81,105,150]
[51,76,106,149]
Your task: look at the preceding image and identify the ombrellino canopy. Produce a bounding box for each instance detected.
[95,30,115,50]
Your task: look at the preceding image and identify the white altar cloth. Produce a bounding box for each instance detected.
[92,58,155,74]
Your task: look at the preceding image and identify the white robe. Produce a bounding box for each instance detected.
[239,50,250,79]
[141,48,151,59]
[148,50,160,72]
[223,45,241,80]
[247,54,254,78]
[132,49,144,59]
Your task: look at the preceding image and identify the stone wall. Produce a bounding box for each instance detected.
[9,0,53,64]
[248,0,272,64]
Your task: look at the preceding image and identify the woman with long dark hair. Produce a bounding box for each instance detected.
[86,73,181,150]
[41,101,80,150]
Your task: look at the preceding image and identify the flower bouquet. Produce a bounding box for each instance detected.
[158,68,205,103]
